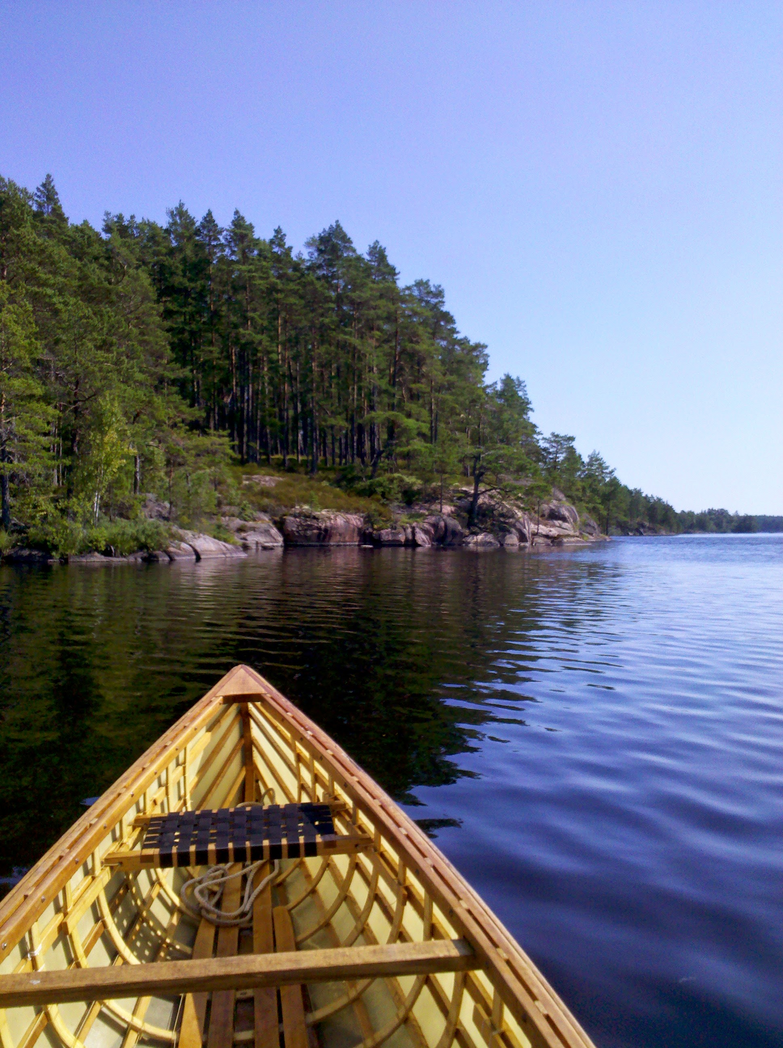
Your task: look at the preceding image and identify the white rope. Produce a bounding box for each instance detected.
[181,860,280,927]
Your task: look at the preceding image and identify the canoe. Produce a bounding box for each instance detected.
[0,665,595,1048]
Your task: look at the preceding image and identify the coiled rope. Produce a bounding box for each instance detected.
[180,795,280,927]
[181,859,280,926]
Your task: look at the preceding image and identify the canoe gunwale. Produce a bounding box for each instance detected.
[0,664,596,1048]
[251,673,594,1048]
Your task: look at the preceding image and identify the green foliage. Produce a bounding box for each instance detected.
[0,172,759,549]
[240,470,388,518]
[26,514,171,557]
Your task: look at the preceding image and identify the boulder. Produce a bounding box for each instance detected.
[541,500,579,526]
[374,527,406,547]
[421,514,464,547]
[238,522,284,550]
[500,532,519,548]
[177,531,246,559]
[220,514,284,550]
[146,550,172,562]
[69,552,116,564]
[410,525,432,548]
[4,548,56,564]
[280,511,364,546]
[465,532,501,550]
[165,541,198,561]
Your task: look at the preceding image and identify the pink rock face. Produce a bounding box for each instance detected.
[421,514,464,546]
[465,532,501,549]
[178,531,246,559]
[374,527,406,546]
[281,512,364,545]
[165,541,198,561]
[541,500,580,526]
[411,525,432,547]
[237,523,284,550]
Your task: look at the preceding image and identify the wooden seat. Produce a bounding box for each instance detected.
[105,803,371,871]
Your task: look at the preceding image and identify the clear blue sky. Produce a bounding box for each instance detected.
[2,1,781,513]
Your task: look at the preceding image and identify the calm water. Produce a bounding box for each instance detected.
[1,536,782,1048]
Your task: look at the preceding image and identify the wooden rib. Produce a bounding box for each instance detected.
[306,858,410,1026]
[0,672,241,960]
[67,879,176,1043]
[272,907,307,1048]
[179,918,217,1048]
[206,865,242,1048]
[252,865,279,1048]
[337,857,380,948]
[289,854,373,1043]
[190,717,243,803]
[283,856,330,912]
[119,906,181,1048]
[123,874,190,955]
[200,737,245,809]
[240,707,255,804]
[292,853,358,945]
[249,734,296,805]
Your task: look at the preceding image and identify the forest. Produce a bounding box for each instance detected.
[0,174,773,556]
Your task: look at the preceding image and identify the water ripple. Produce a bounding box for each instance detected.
[1,536,782,1047]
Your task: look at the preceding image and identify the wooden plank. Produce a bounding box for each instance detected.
[179,918,217,1048]
[252,866,279,1048]
[272,906,307,1048]
[207,865,243,1048]
[103,834,372,871]
[221,693,268,705]
[0,939,479,1007]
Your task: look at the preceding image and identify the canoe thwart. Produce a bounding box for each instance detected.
[104,803,372,870]
[0,939,480,1008]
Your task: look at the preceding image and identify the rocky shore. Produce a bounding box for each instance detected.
[1,491,602,565]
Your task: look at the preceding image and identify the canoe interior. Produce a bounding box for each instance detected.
[0,666,594,1048]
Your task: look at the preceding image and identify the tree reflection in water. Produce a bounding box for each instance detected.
[0,548,544,875]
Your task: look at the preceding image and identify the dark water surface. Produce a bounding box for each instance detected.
[1,536,782,1047]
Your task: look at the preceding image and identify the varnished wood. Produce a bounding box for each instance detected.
[252,865,279,1048]
[207,866,242,1048]
[0,664,597,1048]
[178,918,216,1048]
[0,941,478,1009]
[273,907,308,1048]
[103,833,373,870]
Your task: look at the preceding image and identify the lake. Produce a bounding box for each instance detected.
[1,535,782,1048]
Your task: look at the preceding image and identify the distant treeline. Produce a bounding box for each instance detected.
[0,174,773,552]
[676,509,783,534]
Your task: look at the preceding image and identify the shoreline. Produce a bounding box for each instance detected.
[1,499,607,567]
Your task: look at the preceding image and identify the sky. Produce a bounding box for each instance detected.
[1,1,781,513]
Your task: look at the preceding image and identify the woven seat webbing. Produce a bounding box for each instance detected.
[141,803,337,867]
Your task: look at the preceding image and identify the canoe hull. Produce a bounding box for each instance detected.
[0,666,595,1048]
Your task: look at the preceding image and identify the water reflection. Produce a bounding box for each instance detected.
[2,538,783,1048]
[1,550,529,871]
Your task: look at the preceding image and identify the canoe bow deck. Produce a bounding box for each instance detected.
[0,666,596,1048]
